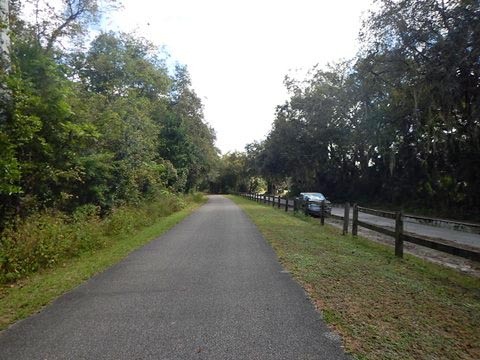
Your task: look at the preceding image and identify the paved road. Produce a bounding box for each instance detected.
[0,195,348,360]
[265,197,479,249]
[330,206,480,249]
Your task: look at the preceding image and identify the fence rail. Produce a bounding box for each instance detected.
[239,193,480,262]
[357,206,396,220]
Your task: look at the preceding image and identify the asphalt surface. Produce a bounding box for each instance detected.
[0,195,348,360]
[330,207,480,249]
[269,197,479,249]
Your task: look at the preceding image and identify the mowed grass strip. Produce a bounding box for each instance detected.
[0,199,206,330]
[229,195,480,360]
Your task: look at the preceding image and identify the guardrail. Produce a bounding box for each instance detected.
[239,193,480,262]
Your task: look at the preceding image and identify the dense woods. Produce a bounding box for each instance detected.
[0,0,219,282]
[0,0,218,228]
[214,0,480,218]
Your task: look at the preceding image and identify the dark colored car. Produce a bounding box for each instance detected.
[296,192,332,217]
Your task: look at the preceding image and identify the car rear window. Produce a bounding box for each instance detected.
[305,193,325,201]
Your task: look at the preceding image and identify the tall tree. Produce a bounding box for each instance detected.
[24,0,118,52]
[240,0,479,217]
[0,3,219,226]
[158,64,218,191]
[0,0,10,69]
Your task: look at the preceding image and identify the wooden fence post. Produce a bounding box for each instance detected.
[320,201,325,225]
[395,211,404,258]
[277,196,281,208]
[272,196,275,207]
[343,202,350,235]
[285,198,288,212]
[294,198,298,213]
[352,204,358,236]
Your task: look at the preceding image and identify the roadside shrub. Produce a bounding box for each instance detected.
[1,212,70,282]
[189,192,205,204]
[0,192,198,284]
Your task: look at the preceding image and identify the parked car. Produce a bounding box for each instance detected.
[296,192,332,217]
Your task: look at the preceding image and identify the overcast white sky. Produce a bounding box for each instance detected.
[104,0,374,154]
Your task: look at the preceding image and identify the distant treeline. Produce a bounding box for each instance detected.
[212,0,480,218]
[0,1,218,227]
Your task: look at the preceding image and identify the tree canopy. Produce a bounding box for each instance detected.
[220,0,480,218]
[0,0,218,226]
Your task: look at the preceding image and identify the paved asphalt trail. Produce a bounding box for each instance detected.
[0,196,348,360]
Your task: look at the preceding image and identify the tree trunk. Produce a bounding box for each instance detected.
[0,0,10,70]
[0,0,11,124]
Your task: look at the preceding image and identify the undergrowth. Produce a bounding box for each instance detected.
[0,192,200,284]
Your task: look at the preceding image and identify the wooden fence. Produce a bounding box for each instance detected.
[239,193,480,262]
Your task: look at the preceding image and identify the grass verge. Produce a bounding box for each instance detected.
[229,195,480,360]
[0,196,206,330]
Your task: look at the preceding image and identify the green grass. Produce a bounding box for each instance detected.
[0,198,206,330]
[229,195,480,360]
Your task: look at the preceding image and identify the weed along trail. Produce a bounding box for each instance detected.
[0,195,348,360]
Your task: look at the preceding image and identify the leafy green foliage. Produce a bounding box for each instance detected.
[238,0,480,217]
[0,192,200,284]
[0,1,217,290]
[158,65,218,192]
[0,4,218,227]
[208,152,266,194]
